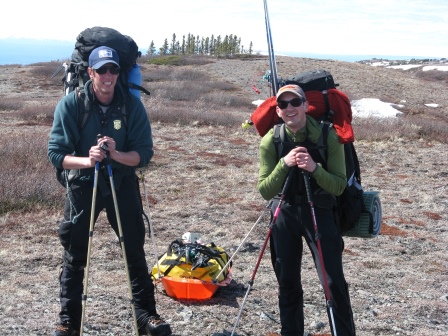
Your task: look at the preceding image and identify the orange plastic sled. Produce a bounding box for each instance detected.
[161,273,232,300]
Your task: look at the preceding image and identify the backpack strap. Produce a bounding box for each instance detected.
[128,82,151,96]
[116,103,128,129]
[75,87,91,130]
[273,123,286,161]
[318,89,334,166]
[317,124,328,166]
[75,86,128,131]
[273,122,327,164]
[349,142,361,183]
[77,61,89,88]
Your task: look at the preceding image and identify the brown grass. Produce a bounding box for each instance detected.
[0,131,62,213]
[0,56,447,336]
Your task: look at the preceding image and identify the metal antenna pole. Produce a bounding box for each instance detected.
[264,0,279,96]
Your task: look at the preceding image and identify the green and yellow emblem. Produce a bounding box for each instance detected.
[113,120,122,130]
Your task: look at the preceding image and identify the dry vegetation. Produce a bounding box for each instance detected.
[0,55,447,336]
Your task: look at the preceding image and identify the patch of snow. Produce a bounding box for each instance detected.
[386,64,422,70]
[372,61,391,67]
[351,98,403,118]
[252,99,265,107]
[423,66,448,72]
[425,103,439,108]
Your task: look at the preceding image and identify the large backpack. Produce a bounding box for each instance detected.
[57,26,150,97]
[53,27,149,187]
[253,69,381,236]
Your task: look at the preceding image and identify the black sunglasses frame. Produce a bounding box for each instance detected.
[95,65,120,75]
[277,98,305,109]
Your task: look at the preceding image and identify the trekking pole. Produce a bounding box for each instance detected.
[101,138,139,336]
[263,0,279,96]
[212,200,272,283]
[302,170,338,336]
[80,144,100,336]
[231,169,294,336]
[139,170,161,279]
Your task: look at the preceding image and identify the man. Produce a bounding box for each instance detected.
[48,46,171,336]
[258,84,356,336]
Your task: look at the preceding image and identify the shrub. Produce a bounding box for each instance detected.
[145,55,213,66]
[415,69,448,85]
[142,66,251,111]
[0,132,62,214]
[144,95,244,128]
[15,102,57,125]
[29,61,65,78]
[353,115,448,143]
[0,97,24,111]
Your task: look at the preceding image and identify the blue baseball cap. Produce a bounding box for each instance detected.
[89,46,120,69]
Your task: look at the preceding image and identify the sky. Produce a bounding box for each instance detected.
[1,0,447,59]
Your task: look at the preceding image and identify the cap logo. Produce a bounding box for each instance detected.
[98,49,113,58]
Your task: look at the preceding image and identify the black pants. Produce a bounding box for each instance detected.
[269,199,356,336]
[57,175,157,329]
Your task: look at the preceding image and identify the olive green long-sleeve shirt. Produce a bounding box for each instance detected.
[258,115,346,200]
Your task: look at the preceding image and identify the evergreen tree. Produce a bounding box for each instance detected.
[209,34,215,56]
[147,41,156,56]
[204,37,210,55]
[186,33,195,55]
[195,35,200,54]
[200,37,205,55]
[170,33,177,55]
[215,35,222,57]
[149,32,253,57]
[223,35,229,55]
[160,38,169,55]
[181,35,186,55]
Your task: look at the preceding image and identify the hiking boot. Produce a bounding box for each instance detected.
[138,316,172,336]
[52,322,79,336]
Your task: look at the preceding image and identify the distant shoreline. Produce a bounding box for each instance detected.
[0,38,444,65]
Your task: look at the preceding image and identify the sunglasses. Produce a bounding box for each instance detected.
[96,65,120,75]
[277,98,304,109]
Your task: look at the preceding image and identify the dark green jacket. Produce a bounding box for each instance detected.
[258,115,346,200]
[48,81,153,179]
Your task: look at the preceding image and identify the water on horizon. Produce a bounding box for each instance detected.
[0,39,442,65]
